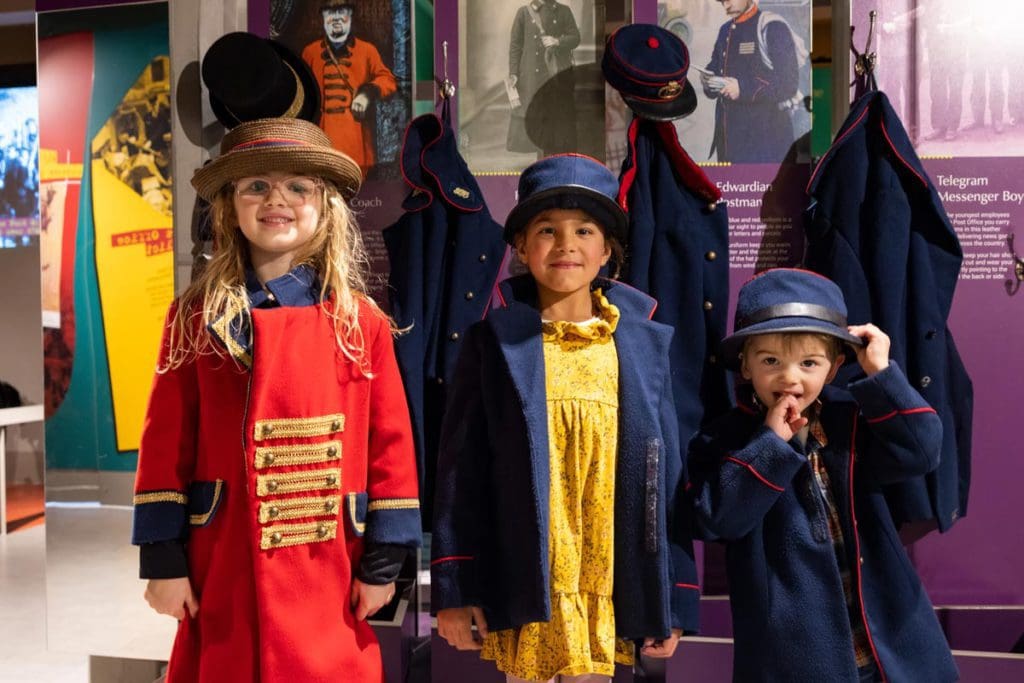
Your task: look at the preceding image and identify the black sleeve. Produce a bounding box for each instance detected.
[139,540,189,579]
[357,543,409,584]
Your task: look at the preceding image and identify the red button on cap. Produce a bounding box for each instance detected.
[647,36,660,49]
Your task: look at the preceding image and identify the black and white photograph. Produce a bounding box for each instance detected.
[458,0,626,174]
[660,0,812,164]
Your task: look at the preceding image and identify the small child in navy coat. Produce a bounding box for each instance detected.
[688,268,958,683]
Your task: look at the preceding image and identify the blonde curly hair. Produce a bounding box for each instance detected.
[162,179,388,375]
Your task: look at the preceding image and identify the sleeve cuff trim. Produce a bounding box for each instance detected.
[724,456,785,492]
[865,406,936,424]
[134,491,187,505]
[368,498,419,512]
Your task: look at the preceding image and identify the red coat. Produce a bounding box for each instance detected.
[133,298,420,682]
[302,37,398,174]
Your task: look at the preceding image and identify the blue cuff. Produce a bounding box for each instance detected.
[132,494,188,545]
[365,502,422,547]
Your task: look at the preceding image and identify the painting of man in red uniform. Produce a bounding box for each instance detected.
[273,0,409,180]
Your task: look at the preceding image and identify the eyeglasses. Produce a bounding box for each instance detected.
[234,176,322,205]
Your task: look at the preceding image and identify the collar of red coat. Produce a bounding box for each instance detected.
[208,264,322,367]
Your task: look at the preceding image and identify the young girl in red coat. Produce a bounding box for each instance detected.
[131,117,420,682]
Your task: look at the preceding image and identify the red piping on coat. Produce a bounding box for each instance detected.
[724,456,784,492]
[865,406,936,424]
[430,555,475,566]
[675,583,701,591]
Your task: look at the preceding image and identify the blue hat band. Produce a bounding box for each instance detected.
[737,302,847,331]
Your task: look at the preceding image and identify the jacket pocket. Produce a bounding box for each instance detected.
[188,479,224,527]
[645,438,661,554]
[345,491,368,538]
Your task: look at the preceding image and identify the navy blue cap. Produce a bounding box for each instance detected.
[720,268,864,370]
[503,154,627,245]
[602,24,698,122]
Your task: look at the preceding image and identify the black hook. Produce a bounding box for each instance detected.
[850,11,878,93]
[1005,233,1023,296]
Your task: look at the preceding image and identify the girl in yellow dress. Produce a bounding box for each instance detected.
[432,154,700,682]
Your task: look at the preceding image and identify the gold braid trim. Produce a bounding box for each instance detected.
[133,491,187,505]
[254,440,342,469]
[367,498,420,512]
[258,495,341,523]
[208,301,252,369]
[257,468,342,497]
[254,413,346,441]
[188,479,224,525]
[347,493,366,534]
[261,520,338,550]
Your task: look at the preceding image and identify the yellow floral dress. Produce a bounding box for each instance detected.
[481,290,634,681]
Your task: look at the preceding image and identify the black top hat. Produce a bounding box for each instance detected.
[202,32,321,127]
[602,24,698,122]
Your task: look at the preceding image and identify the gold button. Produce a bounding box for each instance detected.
[478,254,487,262]
[267,480,279,492]
[264,453,275,465]
[436,377,445,385]
[270,532,283,544]
[705,251,717,261]
[262,424,274,436]
[331,419,342,431]
[325,500,337,512]
[859,556,865,565]
[465,291,475,300]
[316,523,328,538]
[327,445,338,457]
[326,474,338,486]
[450,332,460,341]
[268,506,280,518]
[703,300,713,311]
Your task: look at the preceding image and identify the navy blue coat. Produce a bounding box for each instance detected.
[431,275,700,638]
[705,8,799,163]
[689,364,958,683]
[806,90,973,533]
[383,104,506,520]
[619,118,732,468]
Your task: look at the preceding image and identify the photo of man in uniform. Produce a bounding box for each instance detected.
[458,0,609,174]
[507,0,581,154]
[701,0,806,163]
[301,0,398,175]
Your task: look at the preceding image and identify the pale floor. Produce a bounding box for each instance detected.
[0,523,88,682]
[0,505,175,682]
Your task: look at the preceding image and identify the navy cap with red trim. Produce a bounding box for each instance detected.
[602,24,697,122]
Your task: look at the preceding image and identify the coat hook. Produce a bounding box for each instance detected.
[851,11,878,80]
[1006,233,1023,296]
[437,40,456,100]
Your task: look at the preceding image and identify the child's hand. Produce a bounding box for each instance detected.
[641,628,683,658]
[144,577,198,620]
[350,579,395,621]
[764,394,808,441]
[847,323,891,376]
[437,606,489,651]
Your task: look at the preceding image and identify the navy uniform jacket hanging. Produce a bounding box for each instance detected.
[618,118,732,457]
[383,102,505,522]
[805,90,973,533]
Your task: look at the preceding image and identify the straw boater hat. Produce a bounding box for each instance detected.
[191,118,362,202]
